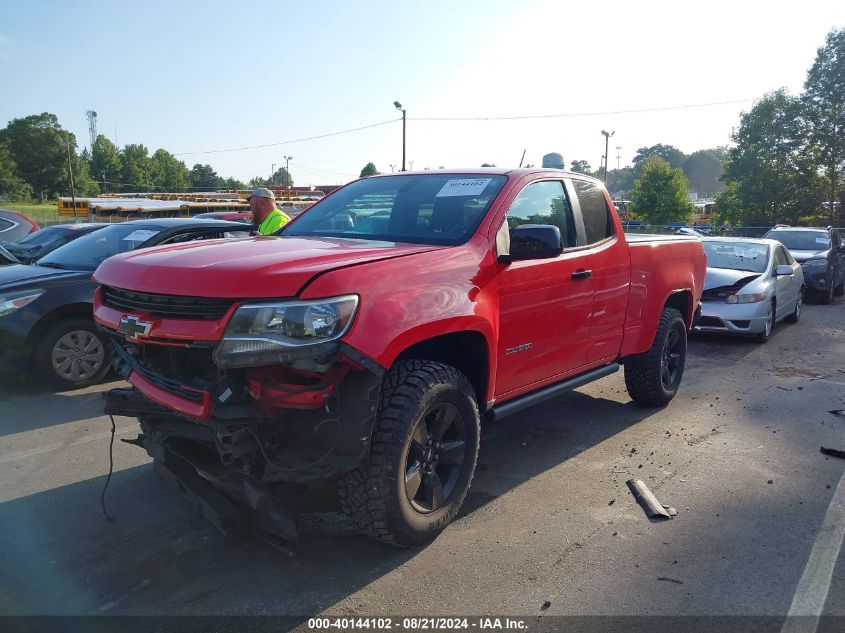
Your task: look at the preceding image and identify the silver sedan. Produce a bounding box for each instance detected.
[694,238,805,343]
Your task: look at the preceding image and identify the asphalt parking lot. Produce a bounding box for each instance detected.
[1,302,844,623]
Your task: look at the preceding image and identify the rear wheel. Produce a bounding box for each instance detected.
[338,360,480,547]
[821,272,836,304]
[624,307,687,406]
[34,318,110,390]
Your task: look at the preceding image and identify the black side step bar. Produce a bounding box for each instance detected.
[488,363,620,422]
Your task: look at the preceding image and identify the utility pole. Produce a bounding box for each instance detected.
[271,163,276,187]
[601,130,615,184]
[65,140,77,218]
[284,155,292,198]
[616,145,622,171]
[394,101,406,171]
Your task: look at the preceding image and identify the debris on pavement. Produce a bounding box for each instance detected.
[626,479,674,519]
[820,446,845,460]
[541,600,551,611]
[828,410,845,418]
[658,577,684,585]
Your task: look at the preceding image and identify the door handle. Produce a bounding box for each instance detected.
[572,269,592,280]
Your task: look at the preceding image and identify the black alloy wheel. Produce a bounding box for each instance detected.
[660,326,684,391]
[404,401,467,513]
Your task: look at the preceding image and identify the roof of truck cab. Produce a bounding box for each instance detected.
[364,167,601,181]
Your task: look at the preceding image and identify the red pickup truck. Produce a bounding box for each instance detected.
[93,169,705,548]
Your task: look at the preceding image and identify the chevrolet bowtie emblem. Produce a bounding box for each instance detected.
[118,315,153,340]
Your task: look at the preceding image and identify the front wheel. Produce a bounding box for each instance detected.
[821,273,836,304]
[338,360,480,547]
[624,307,687,406]
[756,301,774,343]
[785,288,803,324]
[34,318,110,390]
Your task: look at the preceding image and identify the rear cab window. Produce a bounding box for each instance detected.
[571,179,613,245]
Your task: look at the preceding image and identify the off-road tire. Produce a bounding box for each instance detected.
[34,318,110,391]
[338,360,480,547]
[624,307,687,406]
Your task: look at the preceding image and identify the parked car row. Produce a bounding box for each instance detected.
[690,225,843,345]
[0,218,252,388]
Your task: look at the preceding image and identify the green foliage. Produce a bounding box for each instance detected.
[220,177,246,190]
[269,167,293,187]
[633,144,687,170]
[480,163,496,168]
[606,166,636,195]
[190,163,220,190]
[0,140,31,200]
[360,162,379,177]
[569,160,592,175]
[89,135,122,192]
[629,157,694,224]
[121,144,152,192]
[803,26,845,222]
[682,148,726,197]
[150,149,190,191]
[0,113,80,197]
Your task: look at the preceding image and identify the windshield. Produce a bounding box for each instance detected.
[38,224,163,271]
[703,241,770,273]
[7,226,73,251]
[283,174,508,245]
[767,230,829,251]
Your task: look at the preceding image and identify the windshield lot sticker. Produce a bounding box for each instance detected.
[436,178,492,197]
[122,230,159,242]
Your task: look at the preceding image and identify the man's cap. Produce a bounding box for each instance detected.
[247,187,276,201]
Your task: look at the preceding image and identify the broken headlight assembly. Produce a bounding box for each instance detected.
[725,292,766,304]
[213,295,358,368]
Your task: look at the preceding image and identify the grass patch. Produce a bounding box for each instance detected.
[0,201,68,225]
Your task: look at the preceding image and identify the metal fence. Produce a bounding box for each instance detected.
[622,224,774,238]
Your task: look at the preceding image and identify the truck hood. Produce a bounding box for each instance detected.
[0,263,90,292]
[789,249,829,263]
[93,235,447,298]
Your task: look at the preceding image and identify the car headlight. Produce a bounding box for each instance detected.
[0,290,45,318]
[801,259,827,269]
[725,292,766,304]
[213,295,358,368]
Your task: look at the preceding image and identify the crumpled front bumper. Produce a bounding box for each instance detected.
[694,299,771,335]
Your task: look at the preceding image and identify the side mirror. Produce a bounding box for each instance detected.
[775,264,793,276]
[509,224,563,261]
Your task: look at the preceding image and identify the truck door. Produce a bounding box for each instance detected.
[496,179,594,396]
[567,178,630,365]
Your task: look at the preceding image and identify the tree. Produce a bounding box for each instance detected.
[570,160,592,174]
[189,163,220,190]
[803,27,845,223]
[269,166,293,187]
[717,90,808,225]
[220,177,246,190]
[629,156,694,224]
[480,163,496,168]
[0,113,81,198]
[682,148,726,197]
[606,166,636,196]
[121,144,152,192]
[360,162,379,177]
[89,135,123,193]
[150,149,190,191]
[0,140,31,200]
[633,144,687,170]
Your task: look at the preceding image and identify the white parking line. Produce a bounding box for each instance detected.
[781,467,845,633]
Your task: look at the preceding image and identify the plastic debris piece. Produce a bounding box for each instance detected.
[627,479,673,519]
[820,446,845,460]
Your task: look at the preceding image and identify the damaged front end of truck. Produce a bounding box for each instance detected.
[96,287,384,551]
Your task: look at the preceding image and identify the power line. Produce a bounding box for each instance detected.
[410,98,755,121]
[172,118,401,156]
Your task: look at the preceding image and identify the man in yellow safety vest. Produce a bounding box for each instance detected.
[248,187,291,235]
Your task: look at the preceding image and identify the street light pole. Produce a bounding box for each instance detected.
[65,139,77,219]
[271,163,276,187]
[284,155,292,198]
[601,130,615,184]
[394,101,406,171]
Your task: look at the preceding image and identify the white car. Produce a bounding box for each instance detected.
[695,238,804,343]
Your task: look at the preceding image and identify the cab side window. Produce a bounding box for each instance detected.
[505,180,576,248]
[572,179,613,245]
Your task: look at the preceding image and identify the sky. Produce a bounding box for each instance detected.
[0,0,841,187]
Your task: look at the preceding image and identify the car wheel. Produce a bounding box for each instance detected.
[624,307,687,406]
[756,301,774,343]
[835,281,844,297]
[338,360,480,547]
[34,318,110,390]
[785,288,803,324]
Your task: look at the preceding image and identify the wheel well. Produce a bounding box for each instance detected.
[664,291,692,327]
[25,303,93,348]
[395,331,489,407]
